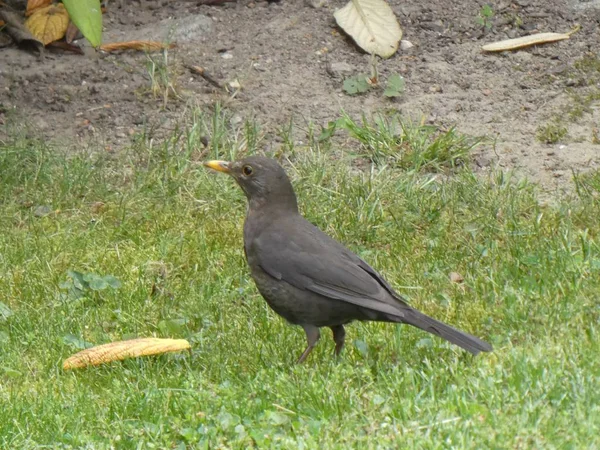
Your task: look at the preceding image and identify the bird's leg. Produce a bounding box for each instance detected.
[297,325,320,364]
[330,325,346,358]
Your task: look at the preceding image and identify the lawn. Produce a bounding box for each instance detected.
[0,110,599,448]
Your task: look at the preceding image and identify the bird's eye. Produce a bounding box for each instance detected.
[242,165,253,176]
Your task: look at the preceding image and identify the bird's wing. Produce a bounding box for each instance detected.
[250,217,408,318]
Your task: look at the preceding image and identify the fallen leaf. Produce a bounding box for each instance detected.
[47,40,84,54]
[25,3,69,45]
[90,201,106,213]
[65,21,82,43]
[334,0,403,58]
[62,337,191,369]
[0,9,44,54]
[481,27,579,52]
[449,272,464,284]
[26,0,53,16]
[99,40,176,53]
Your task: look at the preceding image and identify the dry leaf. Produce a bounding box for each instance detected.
[99,40,176,53]
[26,0,53,16]
[65,21,82,43]
[63,337,191,369]
[0,8,44,54]
[25,3,69,45]
[47,40,84,54]
[90,201,106,213]
[482,28,579,52]
[334,0,402,58]
[449,272,464,284]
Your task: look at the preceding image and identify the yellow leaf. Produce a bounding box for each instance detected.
[334,0,403,59]
[62,337,191,370]
[26,0,53,16]
[481,27,580,52]
[25,4,69,46]
[99,40,176,53]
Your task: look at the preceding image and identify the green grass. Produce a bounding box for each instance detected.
[328,113,482,171]
[536,122,568,144]
[1,111,600,448]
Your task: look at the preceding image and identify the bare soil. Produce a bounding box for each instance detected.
[1,0,599,195]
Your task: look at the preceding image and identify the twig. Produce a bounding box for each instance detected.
[411,417,461,432]
[187,65,224,89]
[272,403,296,415]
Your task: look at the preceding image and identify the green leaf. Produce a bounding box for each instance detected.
[318,121,338,142]
[267,411,290,426]
[179,427,199,442]
[58,280,73,289]
[383,73,405,98]
[343,75,371,95]
[0,331,9,344]
[481,4,494,18]
[62,0,103,48]
[416,337,433,348]
[83,273,108,291]
[372,394,385,405]
[68,270,87,290]
[158,318,190,336]
[2,367,22,378]
[353,339,369,357]
[217,412,237,430]
[103,275,122,289]
[63,334,94,350]
[0,302,13,321]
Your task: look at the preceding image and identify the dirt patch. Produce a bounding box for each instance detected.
[1,0,599,195]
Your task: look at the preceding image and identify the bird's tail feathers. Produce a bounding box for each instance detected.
[394,308,492,355]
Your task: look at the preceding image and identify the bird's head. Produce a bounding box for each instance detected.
[203,156,298,212]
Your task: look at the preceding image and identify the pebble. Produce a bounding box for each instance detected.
[400,40,414,50]
[305,0,327,7]
[328,61,353,77]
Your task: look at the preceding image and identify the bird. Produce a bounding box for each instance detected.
[204,156,492,363]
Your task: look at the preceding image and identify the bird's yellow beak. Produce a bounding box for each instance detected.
[203,160,231,173]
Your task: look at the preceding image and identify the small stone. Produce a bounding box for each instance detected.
[400,40,414,50]
[221,52,233,60]
[305,0,327,7]
[421,21,444,33]
[328,61,353,77]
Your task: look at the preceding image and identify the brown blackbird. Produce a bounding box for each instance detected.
[204,156,492,363]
